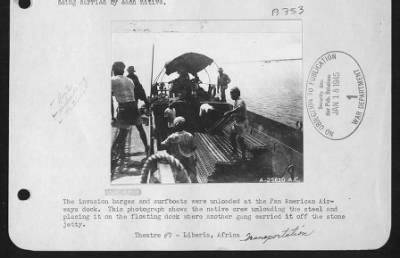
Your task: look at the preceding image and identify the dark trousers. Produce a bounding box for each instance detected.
[208,85,216,99]
[221,88,227,102]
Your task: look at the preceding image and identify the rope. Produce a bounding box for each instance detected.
[140,152,192,184]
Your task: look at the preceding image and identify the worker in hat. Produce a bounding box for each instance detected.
[161,116,197,182]
[126,66,149,107]
[217,67,231,102]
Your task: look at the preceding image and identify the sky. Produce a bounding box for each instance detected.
[112,32,302,92]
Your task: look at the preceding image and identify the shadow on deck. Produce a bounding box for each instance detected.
[111,124,149,184]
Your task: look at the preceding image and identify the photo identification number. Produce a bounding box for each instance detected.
[272,6,304,16]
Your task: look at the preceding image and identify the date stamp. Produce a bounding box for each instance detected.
[306,51,367,140]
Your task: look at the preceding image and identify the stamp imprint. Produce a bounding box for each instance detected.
[306,51,367,140]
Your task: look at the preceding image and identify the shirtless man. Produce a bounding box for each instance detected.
[224,87,248,160]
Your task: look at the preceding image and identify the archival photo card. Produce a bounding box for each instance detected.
[9,0,390,251]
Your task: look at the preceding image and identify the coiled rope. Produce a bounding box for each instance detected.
[140,152,192,184]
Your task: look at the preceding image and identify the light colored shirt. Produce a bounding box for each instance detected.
[164,107,176,128]
[111,75,135,103]
[162,131,195,160]
[199,103,215,117]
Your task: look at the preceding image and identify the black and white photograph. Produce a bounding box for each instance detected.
[111,21,303,184]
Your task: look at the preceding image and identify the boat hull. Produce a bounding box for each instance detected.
[150,100,303,183]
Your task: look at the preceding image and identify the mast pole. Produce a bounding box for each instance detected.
[148,44,155,155]
[150,44,155,87]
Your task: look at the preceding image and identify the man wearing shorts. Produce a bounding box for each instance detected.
[111,62,149,159]
[224,87,248,160]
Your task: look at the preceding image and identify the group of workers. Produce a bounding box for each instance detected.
[111,61,248,183]
[152,67,231,103]
[160,86,248,183]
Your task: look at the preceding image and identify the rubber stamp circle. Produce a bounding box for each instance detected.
[306,51,367,140]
